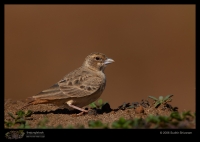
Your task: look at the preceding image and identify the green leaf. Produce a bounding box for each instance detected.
[122,120,133,129]
[146,115,160,124]
[111,122,120,128]
[18,124,25,128]
[88,120,106,128]
[55,124,63,129]
[158,96,164,101]
[163,94,173,102]
[154,101,161,108]
[15,118,26,124]
[148,96,158,101]
[170,112,182,121]
[8,112,16,119]
[89,102,97,108]
[25,110,33,117]
[16,110,25,117]
[66,125,74,129]
[158,116,169,123]
[182,111,193,119]
[24,124,30,129]
[4,121,14,127]
[133,118,139,127]
[37,117,49,128]
[133,118,144,128]
[112,118,135,129]
[98,99,103,105]
[118,117,126,124]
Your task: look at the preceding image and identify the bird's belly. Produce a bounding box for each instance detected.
[68,89,103,108]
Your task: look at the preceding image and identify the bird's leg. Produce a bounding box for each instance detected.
[76,111,86,116]
[68,104,88,114]
[66,100,88,115]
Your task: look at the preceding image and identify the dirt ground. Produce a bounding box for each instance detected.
[4,99,195,129]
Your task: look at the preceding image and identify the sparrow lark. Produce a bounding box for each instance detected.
[21,52,114,115]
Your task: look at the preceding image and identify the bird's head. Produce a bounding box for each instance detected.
[83,52,114,72]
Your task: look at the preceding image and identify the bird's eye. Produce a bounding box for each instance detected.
[95,57,100,60]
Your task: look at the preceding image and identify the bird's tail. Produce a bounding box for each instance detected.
[20,97,50,110]
[20,97,35,110]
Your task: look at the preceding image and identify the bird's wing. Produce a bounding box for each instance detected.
[32,71,103,100]
[58,75,103,98]
[32,83,64,100]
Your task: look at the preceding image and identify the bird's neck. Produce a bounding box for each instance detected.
[82,62,101,72]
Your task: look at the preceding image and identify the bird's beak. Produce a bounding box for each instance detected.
[104,58,115,65]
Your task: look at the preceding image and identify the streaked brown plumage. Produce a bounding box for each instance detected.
[21,52,114,114]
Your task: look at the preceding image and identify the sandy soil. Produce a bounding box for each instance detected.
[4,99,195,129]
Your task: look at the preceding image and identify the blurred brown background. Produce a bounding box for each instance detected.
[5,5,195,112]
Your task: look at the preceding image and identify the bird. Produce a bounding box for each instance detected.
[20,52,114,115]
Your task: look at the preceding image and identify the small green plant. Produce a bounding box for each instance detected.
[4,110,33,128]
[145,115,170,128]
[146,115,161,124]
[170,111,194,121]
[111,117,134,129]
[55,124,63,129]
[181,111,194,119]
[148,94,173,108]
[37,117,49,128]
[89,99,107,109]
[66,125,74,129]
[88,120,108,128]
[132,118,145,128]
[170,111,182,121]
